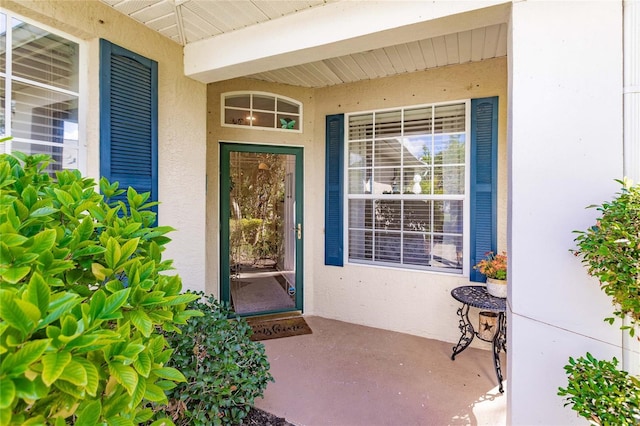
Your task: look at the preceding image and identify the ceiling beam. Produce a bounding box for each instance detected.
[184,0,511,83]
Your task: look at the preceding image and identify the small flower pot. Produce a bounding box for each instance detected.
[486,278,507,298]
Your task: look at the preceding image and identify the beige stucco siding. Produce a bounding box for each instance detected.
[1,0,208,292]
[208,58,507,345]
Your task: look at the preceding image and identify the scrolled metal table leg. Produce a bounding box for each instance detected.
[451,303,475,360]
[492,312,506,393]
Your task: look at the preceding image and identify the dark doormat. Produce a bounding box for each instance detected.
[246,314,312,342]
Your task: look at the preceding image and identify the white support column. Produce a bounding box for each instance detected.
[508,1,624,423]
[623,0,640,376]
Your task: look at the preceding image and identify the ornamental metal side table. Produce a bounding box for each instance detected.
[450,285,507,393]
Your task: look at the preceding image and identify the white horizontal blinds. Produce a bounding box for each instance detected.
[223,92,301,131]
[4,16,79,171]
[12,22,77,91]
[347,102,467,272]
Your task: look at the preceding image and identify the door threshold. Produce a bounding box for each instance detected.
[244,311,303,322]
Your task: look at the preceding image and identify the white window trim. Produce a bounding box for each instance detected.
[343,100,471,276]
[0,8,87,175]
[221,91,303,133]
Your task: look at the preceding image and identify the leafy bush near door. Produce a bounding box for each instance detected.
[0,152,201,425]
[162,293,274,425]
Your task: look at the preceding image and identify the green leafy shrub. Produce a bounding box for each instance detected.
[163,293,273,425]
[561,179,640,424]
[0,152,201,425]
[572,178,640,334]
[558,353,640,425]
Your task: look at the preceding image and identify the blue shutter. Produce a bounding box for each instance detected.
[99,39,158,215]
[325,114,344,266]
[470,97,498,282]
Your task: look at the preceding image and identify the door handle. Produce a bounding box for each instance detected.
[297,223,302,239]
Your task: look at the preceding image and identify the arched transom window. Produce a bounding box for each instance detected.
[222,91,302,132]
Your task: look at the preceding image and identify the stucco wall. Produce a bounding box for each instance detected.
[207,58,507,348]
[1,0,208,292]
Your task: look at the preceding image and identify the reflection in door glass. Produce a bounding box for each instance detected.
[229,152,297,315]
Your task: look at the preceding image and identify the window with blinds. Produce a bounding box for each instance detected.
[0,12,81,172]
[346,101,469,273]
[222,91,302,132]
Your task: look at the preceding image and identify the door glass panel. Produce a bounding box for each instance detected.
[228,151,297,315]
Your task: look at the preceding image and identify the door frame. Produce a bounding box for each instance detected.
[219,142,304,314]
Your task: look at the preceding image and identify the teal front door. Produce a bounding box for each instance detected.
[220,143,304,316]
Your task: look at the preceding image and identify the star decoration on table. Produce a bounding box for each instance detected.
[481,320,495,333]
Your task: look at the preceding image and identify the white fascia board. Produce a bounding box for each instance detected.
[184,0,511,83]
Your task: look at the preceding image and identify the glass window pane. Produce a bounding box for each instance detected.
[348,140,370,168]
[372,168,398,194]
[443,200,464,235]
[277,114,299,130]
[349,229,372,261]
[348,199,372,229]
[253,94,275,111]
[374,139,401,167]
[375,200,401,230]
[13,140,78,170]
[431,234,463,271]
[433,166,465,195]
[404,107,431,135]
[403,136,431,166]
[224,108,251,126]
[375,110,401,138]
[11,81,78,143]
[403,233,430,266]
[251,111,274,128]
[443,166,465,194]
[403,167,430,195]
[225,94,250,108]
[404,200,431,232]
[348,168,371,194]
[12,18,79,92]
[433,200,463,236]
[375,231,401,263]
[434,135,465,165]
[434,103,465,133]
[277,98,299,114]
[349,114,372,140]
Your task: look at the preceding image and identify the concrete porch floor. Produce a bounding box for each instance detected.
[254,316,507,426]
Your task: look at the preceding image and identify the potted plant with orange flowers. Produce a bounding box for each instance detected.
[474,251,508,298]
